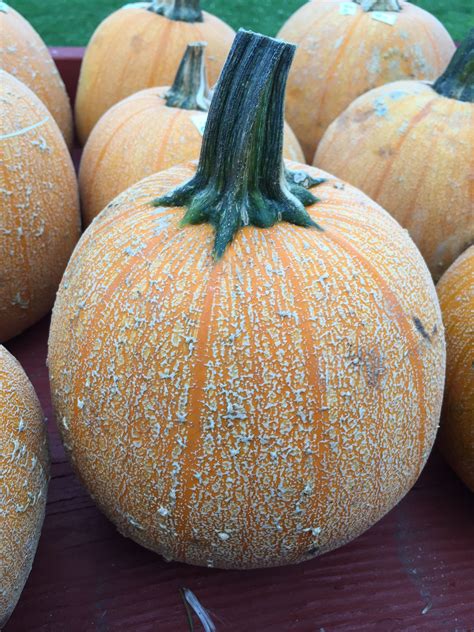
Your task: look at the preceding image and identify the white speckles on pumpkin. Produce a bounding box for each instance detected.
[0,6,72,145]
[0,71,80,342]
[0,346,49,627]
[48,162,445,569]
[277,0,454,159]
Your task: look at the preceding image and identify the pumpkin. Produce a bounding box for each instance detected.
[48,30,445,570]
[0,2,73,148]
[75,0,235,145]
[437,246,474,491]
[314,32,474,281]
[277,0,455,161]
[0,71,81,343]
[0,346,49,628]
[79,41,305,226]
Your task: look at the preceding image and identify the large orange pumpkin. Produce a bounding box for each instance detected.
[437,246,474,491]
[0,346,49,628]
[314,33,474,281]
[49,30,445,570]
[0,2,73,147]
[0,71,81,343]
[277,0,455,160]
[75,0,235,144]
[79,41,305,226]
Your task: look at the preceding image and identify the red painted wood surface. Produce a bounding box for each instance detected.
[3,50,474,632]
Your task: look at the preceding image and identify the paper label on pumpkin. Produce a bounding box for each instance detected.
[370,11,398,25]
[339,2,358,15]
[122,2,151,9]
[191,114,208,136]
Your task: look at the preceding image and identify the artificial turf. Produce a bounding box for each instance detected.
[12,0,473,46]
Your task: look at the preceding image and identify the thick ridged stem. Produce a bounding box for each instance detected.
[149,0,202,22]
[152,29,324,259]
[355,0,401,11]
[433,29,474,103]
[165,42,211,111]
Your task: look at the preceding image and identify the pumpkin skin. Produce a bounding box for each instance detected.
[79,86,305,226]
[48,161,445,569]
[277,0,455,160]
[437,246,474,491]
[0,346,49,628]
[75,4,235,145]
[0,71,81,343]
[0,3,73,148]
[314,79,474,281]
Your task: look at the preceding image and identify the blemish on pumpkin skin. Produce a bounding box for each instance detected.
[373,98,389,118]
[413,317,431,342]
[377,146,394,158]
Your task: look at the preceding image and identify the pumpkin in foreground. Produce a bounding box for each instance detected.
[49,30,445,569]
[75,0,235,144]
[0,2,73,147]
[437,246,474,491]
[0,71,81,343]
[0,346,49,628]
[79,41,304,226]
[278,0,455,160]
[314,31,474,281]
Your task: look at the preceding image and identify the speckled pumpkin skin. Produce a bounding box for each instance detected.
[278,0,454,160]
[0,4,73,148]
[48,162,445,569]
[314,80,473,281]
[437,246,474,491]
[79,86,305,226]
[75,4,235,145]
[0,346,49,628]
[0,71,81,343]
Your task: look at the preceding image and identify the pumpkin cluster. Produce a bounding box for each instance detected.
[1,0,472,624]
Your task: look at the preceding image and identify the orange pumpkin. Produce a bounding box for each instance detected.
[437,246,474,491]
[314,33,474,281]
[0,346,49,628]
[75,0,235,144]
[0,71,81,343]
[278,0,455,160]
[49,30,445,570]
[0,2,73,147]
[79,41,305,226]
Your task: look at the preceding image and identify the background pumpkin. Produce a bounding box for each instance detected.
[437,246,474,491]
[277,0,455,161]
[0,2,73,148]
[0,346,49,628]
[79,41,305,226]
[0,71,81,343]
[314,32,474,281]
[75,0,235,145]
[49,30,445,570]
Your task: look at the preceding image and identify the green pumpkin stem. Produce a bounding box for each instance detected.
[355,0,401,11]
[433,29,474,103]
[149,0,202,23]
[152,29,324,259]
[165,42,211,111]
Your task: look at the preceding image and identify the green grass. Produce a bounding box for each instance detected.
[10,0,473,46]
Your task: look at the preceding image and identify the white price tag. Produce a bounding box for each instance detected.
[339,2,358,15]
[122,2,151,9]
[371,11,398,25]
[191,114,208,136]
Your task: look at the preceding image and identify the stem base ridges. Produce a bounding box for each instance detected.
[152,30,325,259]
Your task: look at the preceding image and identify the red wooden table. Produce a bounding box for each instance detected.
[4,50,474,632]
